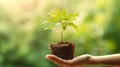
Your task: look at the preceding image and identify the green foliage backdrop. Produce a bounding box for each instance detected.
[0,0,120,67]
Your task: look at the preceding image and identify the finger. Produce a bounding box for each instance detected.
[46,54,69,65]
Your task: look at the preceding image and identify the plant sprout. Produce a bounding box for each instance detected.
[46,8,79,42]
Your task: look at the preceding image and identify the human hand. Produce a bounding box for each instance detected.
[46,54,92,67]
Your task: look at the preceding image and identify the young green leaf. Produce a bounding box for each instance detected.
[61,8,67,17]
[69,23,79,31]
[45,26,54,30]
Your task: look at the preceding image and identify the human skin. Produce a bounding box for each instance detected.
[46,54,120,67]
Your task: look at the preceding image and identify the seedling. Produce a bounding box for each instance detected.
[46,8,79,42]
[45,8,79,60]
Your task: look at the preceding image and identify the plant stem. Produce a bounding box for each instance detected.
[60,30,63,42]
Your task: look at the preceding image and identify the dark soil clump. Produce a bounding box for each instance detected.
[50,42,75,60]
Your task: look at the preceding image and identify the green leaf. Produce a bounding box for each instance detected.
[45,26,54,30]
[68,13,79,21]
[63,25,66,30]
[48,9,61,23]
[61,8,67,17]
[69,23,79,31]
[62,22,68,30]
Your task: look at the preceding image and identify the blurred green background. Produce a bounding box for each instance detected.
[0,0,120,67]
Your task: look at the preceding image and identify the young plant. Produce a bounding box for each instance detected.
[46,8,79,42]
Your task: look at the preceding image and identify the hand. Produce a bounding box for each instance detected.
[46,54,91,67]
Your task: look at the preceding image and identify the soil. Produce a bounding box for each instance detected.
[50,42,75,60]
